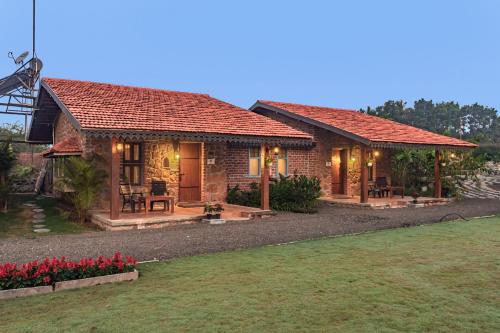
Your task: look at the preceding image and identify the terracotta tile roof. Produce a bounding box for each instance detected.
[42,136,82,157]
[41,78,311,140]
[256,100,477,148]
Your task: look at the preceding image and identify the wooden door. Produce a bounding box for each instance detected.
[179,143,201,202]
[331,149,346,195]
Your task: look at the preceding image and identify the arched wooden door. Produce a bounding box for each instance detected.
[179,143,201,202]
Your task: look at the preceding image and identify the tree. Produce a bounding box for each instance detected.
[0,140,16,212]
[363,99,499,144]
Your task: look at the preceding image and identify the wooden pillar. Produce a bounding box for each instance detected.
[434,149,442,198]
[360,145,369,203]
[260,144,270,210]
[110,137,120,220]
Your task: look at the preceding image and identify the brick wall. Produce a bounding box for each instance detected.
[252,107,361,196]
[54,113,79,143]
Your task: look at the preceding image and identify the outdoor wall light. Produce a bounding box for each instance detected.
[273,146,280,155]
[373,151,380,157]
[351,157,356,162]
[116,142,124,152]
[175,153,180,160]
[367,161,373,167]
[450,153,456,158]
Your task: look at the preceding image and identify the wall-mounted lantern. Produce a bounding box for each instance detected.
[116,142,124,152]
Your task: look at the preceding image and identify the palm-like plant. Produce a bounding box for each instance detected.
[60,156,107,223]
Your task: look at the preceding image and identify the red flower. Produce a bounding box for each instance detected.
[43,276,51,284]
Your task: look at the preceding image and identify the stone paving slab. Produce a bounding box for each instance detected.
[32,219,45,224]
[33,229,50,233]
[33,224,46,229]
[33,208,44,213]
[33,213,46,219]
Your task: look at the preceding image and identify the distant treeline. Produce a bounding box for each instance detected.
[361,99,499,144]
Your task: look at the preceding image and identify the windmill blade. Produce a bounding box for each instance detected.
[14,51,29,64]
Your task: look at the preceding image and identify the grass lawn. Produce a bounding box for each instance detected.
[1,217,499,332]
[0,195,94,238]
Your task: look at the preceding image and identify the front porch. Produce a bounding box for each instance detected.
[92,204,272,231]
[322,194,452,209]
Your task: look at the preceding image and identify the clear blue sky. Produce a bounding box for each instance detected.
[1,0,499,126]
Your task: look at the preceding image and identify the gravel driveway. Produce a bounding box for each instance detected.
[1,199,499,264]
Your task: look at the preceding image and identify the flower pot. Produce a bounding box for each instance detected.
[213,213,221,219]
[206,214,213,219]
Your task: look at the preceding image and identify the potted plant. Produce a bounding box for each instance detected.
[264,155,274,168]
[204,203,224,219]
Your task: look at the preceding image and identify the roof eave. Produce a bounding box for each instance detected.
[250,102,372,145]
[82,128,314,147]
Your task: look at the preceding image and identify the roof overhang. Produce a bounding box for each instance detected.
[250,102,476,150]
[83,128,313,147]
[27,80,82,144]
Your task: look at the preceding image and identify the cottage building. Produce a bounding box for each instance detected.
[28,78,313,224]
[250,100,476,204]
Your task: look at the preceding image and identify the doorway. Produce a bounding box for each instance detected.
[332,149,347,195]
[179,143,201,202]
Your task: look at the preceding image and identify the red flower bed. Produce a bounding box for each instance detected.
[0,252,137,290]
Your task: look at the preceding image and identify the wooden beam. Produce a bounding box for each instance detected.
[260,145,270,210]
[360,145,369,203]
[434,149,442,198]
[110,137,120,220]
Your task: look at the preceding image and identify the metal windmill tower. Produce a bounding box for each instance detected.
[0,0,42,140]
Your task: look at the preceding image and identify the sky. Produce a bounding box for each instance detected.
[1,0,499,126]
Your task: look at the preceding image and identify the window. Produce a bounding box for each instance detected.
[276,148,288,176]
[54,158,66,178]
[122,143,143,185]
[248,147,261,177]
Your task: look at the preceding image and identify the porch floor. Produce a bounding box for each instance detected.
[91,204,270,231]
[321,195,452,209]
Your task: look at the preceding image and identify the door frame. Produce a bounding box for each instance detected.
[331,147,348,195]
[178,142,202,202]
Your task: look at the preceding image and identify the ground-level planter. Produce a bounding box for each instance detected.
[0,270,138,300]
[0,285,53,300]
[55,269,138,291]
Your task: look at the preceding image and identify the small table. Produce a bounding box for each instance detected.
[390,186,405,198]
[144,195,175,215]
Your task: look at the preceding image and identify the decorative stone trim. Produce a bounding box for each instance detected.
[0,270,139,300]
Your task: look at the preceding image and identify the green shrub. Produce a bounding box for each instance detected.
[226,183,260,208]
[59,156,108,223]
[227,175,322,213]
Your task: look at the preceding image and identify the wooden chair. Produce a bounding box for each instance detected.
[368,181,381,198]
[149,180,171,212]
[120,184,145,213]
[375,177,391,197]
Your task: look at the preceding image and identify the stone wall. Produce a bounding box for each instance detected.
[143,140,180,201]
